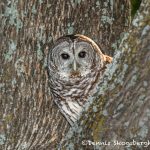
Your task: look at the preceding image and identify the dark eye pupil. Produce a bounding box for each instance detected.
[61,53,70,59]
[78,51,86,58]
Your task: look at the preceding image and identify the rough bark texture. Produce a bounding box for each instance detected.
[61,0,150,149]
[0,0,131,149]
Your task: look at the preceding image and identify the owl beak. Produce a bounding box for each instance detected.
[73,60,77,71]
[70,61,81,78]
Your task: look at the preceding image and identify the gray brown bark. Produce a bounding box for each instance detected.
[61,0,150,149]
[1,0,131,149]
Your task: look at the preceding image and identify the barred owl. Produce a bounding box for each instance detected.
[47,34,112,126]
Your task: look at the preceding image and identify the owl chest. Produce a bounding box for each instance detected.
[51,74,98,103]
[55,81,89,99]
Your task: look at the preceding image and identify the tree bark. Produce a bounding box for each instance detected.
[61,0,150,149]
[1,0,131,149]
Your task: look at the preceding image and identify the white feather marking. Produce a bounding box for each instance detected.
[63,88,77,96]
[67,101,82,115]
[61,104,71,115]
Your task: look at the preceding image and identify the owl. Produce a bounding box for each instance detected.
[47,34,112,126]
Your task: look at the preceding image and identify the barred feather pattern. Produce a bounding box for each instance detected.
[49,67,105,125]
[47,34,110,126]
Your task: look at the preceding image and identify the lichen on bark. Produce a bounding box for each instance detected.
[1,0,141,149]
[61,0,150,149]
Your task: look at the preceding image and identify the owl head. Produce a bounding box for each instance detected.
[47,34,105,80]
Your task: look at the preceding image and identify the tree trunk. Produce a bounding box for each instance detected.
[61,0,150,149]
[1,0,131,149]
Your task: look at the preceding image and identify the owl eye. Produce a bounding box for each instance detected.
[61,53,70,60]
[78,51,86,58]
